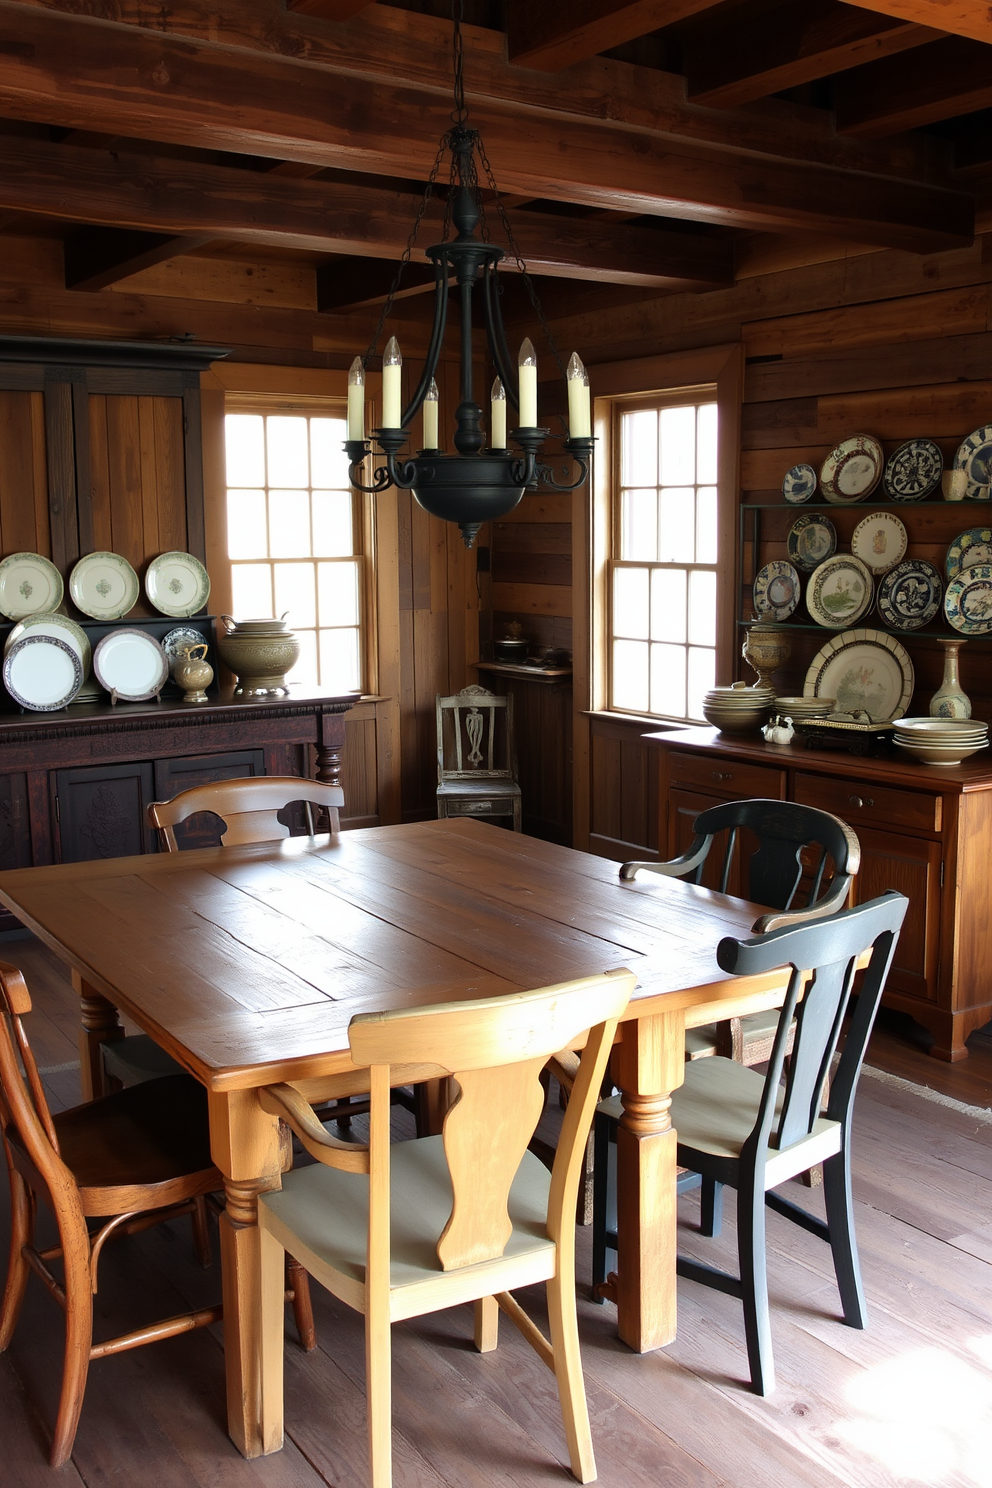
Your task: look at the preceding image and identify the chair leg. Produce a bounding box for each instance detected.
[286,1255,317,1352]
[546,1270,596,1484]
[474,1296,499,1352]
[49,1226,94,1469]
[366,1295,393,1488]
[822,1146,867,1329]
[700,1178,724,1238]
[736,1183,774,1397]
[191,1195,212,1268]
[0,1168,33,1350]
[591,1115,615,1297]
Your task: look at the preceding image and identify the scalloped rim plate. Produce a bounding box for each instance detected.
[877,559,942,632]
[0,551,64,621]
[806,553,874,628]
[69,551,140,621]
[945,526,992,582]
[3,633,82,711]
[804,628,914,722]
[145,550,210,618]
[851,511,908,574]
[819,434,884,505]
[944,563,992,635]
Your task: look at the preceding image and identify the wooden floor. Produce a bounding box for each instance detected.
[3,936,992,1488]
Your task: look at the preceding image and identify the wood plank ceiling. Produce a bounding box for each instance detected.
[0,0,987,365]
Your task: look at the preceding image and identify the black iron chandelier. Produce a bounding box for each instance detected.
[344,4,593,548]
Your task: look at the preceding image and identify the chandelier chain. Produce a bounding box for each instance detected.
[362,137,448,369]
[451,0,467,125]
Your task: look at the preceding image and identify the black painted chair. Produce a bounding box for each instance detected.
[594,890,907,1396]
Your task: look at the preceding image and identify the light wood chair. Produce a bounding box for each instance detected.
[436,684,522,830]
[594,892,907,1396]
[0,960,223,1467]
[256,967,636,1488]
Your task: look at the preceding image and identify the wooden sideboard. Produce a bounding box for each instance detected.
[644,725,992,1062]
[0,687,355,932]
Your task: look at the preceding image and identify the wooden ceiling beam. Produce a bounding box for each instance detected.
[685,1,942,109]
[316,260,439,312]
[0,7,970,251]
[835,36,992,135]
[505,0,725,72]
[64,225,215,289]
[286,0,373,16]
[0,137,735,288]
[838,0,992,45]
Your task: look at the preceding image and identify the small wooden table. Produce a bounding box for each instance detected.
[0,818,790,1458]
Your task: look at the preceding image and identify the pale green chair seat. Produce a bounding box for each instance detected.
[261,1134,556,1307]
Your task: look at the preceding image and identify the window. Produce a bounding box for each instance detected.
[609,394,719,722]
[224,409,363,693]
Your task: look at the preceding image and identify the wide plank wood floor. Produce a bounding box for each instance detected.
[2,936,991,1488]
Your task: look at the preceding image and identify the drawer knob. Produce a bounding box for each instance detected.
[849,795,874,809]
[712,771,732,782]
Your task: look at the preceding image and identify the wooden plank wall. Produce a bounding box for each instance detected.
[0,390,49,557]
[491,491,573,655]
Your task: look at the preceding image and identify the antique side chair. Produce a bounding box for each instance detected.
[436,684,522,830]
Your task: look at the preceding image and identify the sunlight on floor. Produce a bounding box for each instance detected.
[836,1340,992,1486]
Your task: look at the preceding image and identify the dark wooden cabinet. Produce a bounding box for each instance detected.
[473,662,573,844]
[647,725,992,1062]
[152,750,266,849]
[54,762,157,863]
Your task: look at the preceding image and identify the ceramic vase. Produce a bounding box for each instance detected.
[930,637,971,720]
[742,623,791,691]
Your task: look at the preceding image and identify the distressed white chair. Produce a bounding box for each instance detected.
[436,684,522,830]
[256,967,636,1487]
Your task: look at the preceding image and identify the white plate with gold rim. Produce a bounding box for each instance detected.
[69,551,140,621]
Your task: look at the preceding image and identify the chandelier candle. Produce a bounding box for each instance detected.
[381,337,403,429]
[423,378,440,450]
[518,339,538,429]
[490,378,507,449]
[347,357,365,442]
[567,353,591,439]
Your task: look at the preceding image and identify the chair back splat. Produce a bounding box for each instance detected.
[148,775,344,852]
[435,684,522,830]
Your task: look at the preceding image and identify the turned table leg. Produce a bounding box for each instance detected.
[608,1009,686,1353]
[73,970,124,1099]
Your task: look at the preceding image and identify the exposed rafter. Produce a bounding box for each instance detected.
[505,0,723,72]
[685,1,942,108]
[835,35,992,135]
[286,0,374,16]
[64,225,215,289]
[838,0,992,45]
[0,8,971,251]
[316,260,439,313]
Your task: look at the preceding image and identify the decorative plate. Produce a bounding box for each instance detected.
[69,551,140,621]
[944,564,992,635]
[953,425,992,501]
[3,633,82,712]
[145,551,211,618]
[4,612,91,679]
[945,527,992,582]
[819,434,884,505]
[93,628,169,701]
[806,554,874,628]
[882,438,943,501]
[0,552,64,621]
[753,560,801,622]
[877,560,942,632]
[162,626,205,667]
[781,463,818,504]
[804,628,914,722]
[851,511,908,574]
[787,513,836,571]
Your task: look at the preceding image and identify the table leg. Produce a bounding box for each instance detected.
[208,1088,288,1458]
[608,1009,686,1353]
[73,970,124,1099]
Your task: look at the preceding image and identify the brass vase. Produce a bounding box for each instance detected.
[742,623,791,692]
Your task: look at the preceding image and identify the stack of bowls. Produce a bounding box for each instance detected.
[774,695,835,721]
[702,683,775,734]
[892,716,989,766]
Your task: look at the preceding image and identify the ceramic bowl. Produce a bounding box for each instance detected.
[894,739,987,765]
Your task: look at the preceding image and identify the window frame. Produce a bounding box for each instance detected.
[222,393,377,697]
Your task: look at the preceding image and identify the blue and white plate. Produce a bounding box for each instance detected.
[753,560,800,622]
[781,463,817,504]
[945,527,992,582]
[882,438,943,501]
[877,560,942,631]
[953,426,992,501]
[787,513,836,571]
[945,564,992,635]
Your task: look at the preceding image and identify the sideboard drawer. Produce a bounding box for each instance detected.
[794,772,941,834]
[668,751,786,800]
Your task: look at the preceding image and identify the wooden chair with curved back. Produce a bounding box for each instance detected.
[255,968,636,1488]
[0,959,223,1467]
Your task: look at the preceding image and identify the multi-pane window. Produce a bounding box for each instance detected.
[610,398,718,722]
[224,411,362,693]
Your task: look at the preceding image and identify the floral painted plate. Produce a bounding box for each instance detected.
[806,553,874,628]
[953,425,992,501]
[145,551,211,618]
[0,551,64,621]
[753,560,801,622]
[945,527,992,582]
[851,511,908,574]
[804,628,914,722]
[819,434,884,505]
[787,513,836,571]
[781,463,818,504]
[882,438,943,501]
[877,560,942,632]
[69,551,140,621]
[944,564,992,635]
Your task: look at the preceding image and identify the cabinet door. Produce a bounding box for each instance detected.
[853,825,941,1006]
[54,763,156,863]
[0,773,31,871]
[152,751,266,850]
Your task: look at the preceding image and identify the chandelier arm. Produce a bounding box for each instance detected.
[384,452,420,490]
[483,262,519,414]
[345,445,396,494]
[535,436,595,491]
[401,252,451,429]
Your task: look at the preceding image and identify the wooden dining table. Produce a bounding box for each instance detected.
[0,816,792,1459]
